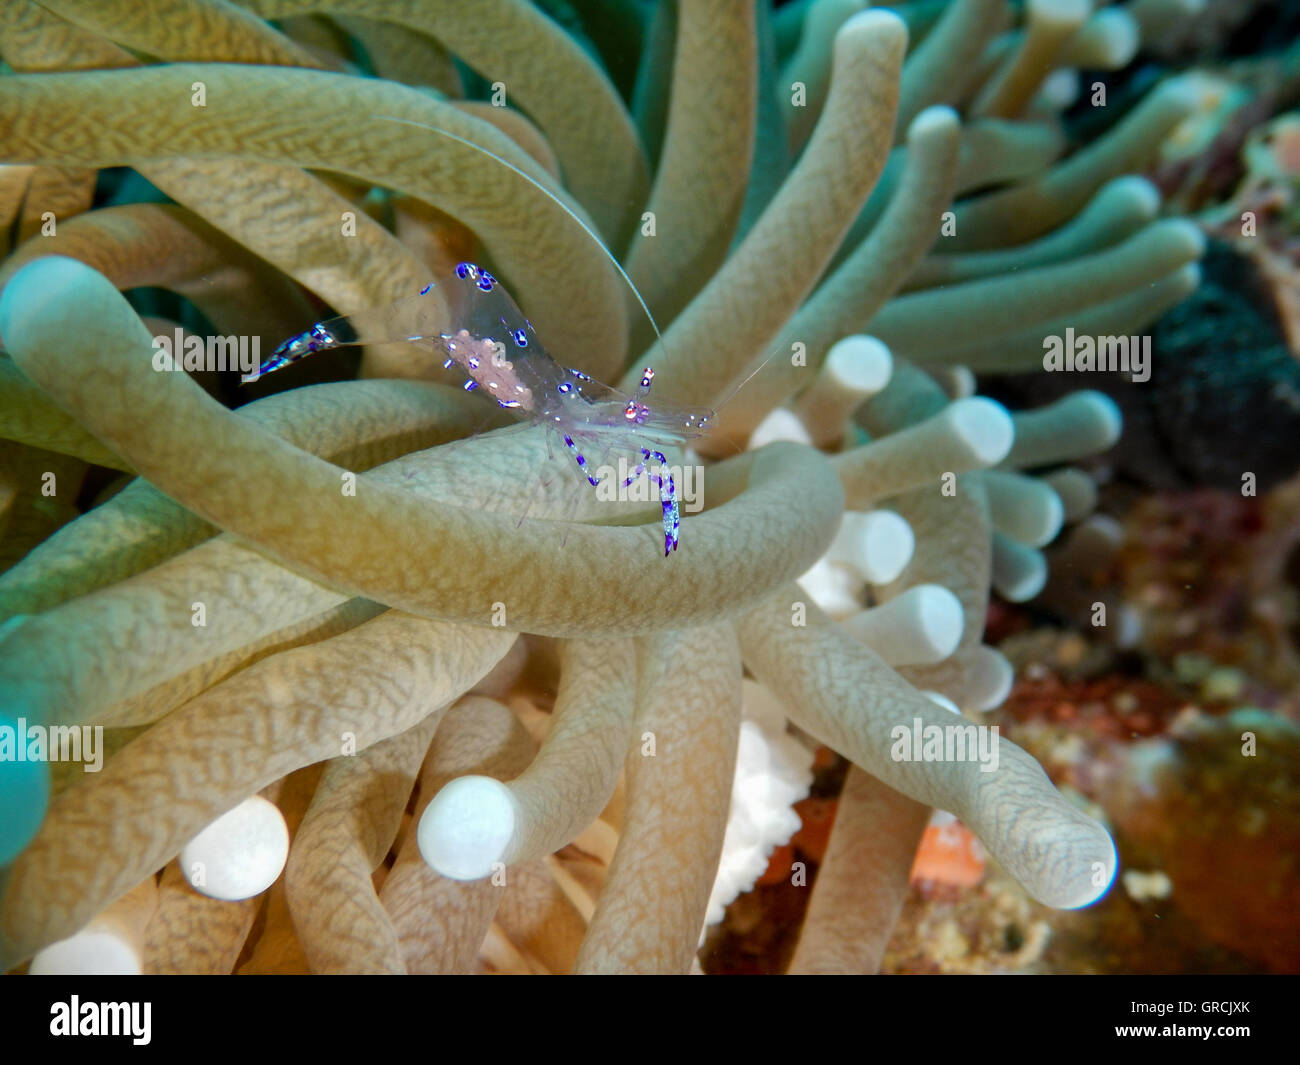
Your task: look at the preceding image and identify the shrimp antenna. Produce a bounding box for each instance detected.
[714,348,779,413]
[369,113,667,370]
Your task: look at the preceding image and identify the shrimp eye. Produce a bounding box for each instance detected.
[512,328,528,347]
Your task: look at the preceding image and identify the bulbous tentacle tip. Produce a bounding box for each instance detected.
[997,800,1121,910]
[417,774,518,881]
[946,396,1015,466]
[838,7,909,49]
[0,721,51,867]
[1048,823,1120,911]
[0,255,97,347]
[908,104,961,140]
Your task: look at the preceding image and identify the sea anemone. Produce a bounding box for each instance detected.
[0,0,1213,974]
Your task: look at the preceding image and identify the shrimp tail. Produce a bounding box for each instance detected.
[243,282,455,383]
[245,317,358,381]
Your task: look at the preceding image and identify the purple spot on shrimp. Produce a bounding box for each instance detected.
[455,262,474,279]
[477,277,493,292]
[463,380,478,391]
[512,329,528,347]
[420,283,432,295]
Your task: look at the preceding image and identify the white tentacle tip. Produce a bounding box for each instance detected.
[1065,390,1123,451]
[29,931,142,976]
[992,535,1049,602]
[1032,0,1091,21]
[969,645,1016,712]
[859,509,915,584]
[839,7,908,44]
[844,583,963,665]
[1044,467,1099,523]
[1106,174,1162,216]
[825,335,892,395]
[1089,9,1141,68]
[1034,487,1066,547]
[945,396,1014,466]
[1174,261,1202,292]
[903,584,964,661]
[1057,829,1119,910]
[797,556,865,620]
[1158,216,1208,258]
[749,407,814,449]
[935,364,976,400]
[1024,483,1066,547]
[0,256,116,352]
[828,509,914,584]
[909,105,960,140]
[180,794,289,901]
[418,774,517,881]
[1159,72,1215,113]
[1038,68,1080,110]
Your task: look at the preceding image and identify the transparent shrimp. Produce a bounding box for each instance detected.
[247,262,714,555]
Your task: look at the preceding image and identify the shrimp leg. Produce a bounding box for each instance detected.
[619,447,680,557]
[562,433,602,488]
[653,468,680,556]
